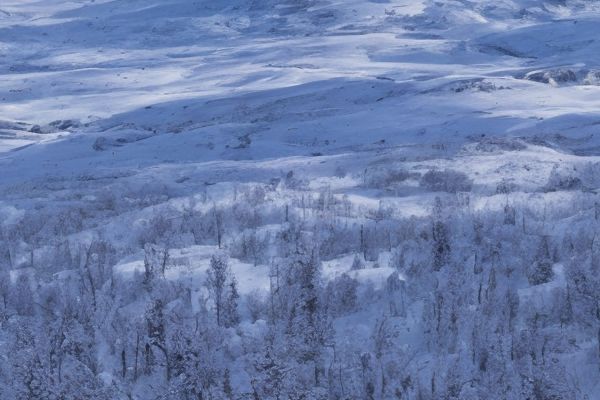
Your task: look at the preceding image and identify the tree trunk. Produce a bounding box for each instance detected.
[154,343,171,381]
[134,333,139,380]
[121,349,127,379]
[144,343,152,374]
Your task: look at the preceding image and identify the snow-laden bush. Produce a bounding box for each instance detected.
[334,166,347,178]
[92,136,108,151]
[351,254,364,270]
[420,169,472,193]
[496,178,517,194]
[583,70,600,85]
[578,162,600,188]
[325,273,358,316]
[473,137,526,153]
[363,166,411,189]
[525,68,577,86]
[245,290,267,322]
[136,212,174,246]
[541,162,600,192]
[543,166,582,192]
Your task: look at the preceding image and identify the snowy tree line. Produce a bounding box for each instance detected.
[0,171,599,399]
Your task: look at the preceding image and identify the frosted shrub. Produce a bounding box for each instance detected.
[543,167,582,192]
[351,254,364,270]
[420,169,472,193]
[579,162,600,188]
[496,178,517,194]
[363,166,411,189]
[246,290,267,322]
[326,273,358,316]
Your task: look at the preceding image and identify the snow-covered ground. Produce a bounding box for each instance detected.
[1,0,600,399]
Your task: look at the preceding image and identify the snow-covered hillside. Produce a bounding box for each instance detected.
[1,0,600,399]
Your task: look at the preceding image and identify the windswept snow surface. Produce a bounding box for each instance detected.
[1,0,600,161]
[2,0,600,398]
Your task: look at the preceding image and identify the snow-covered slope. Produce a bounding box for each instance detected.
[1,1,600,399]
[2,0,600,165]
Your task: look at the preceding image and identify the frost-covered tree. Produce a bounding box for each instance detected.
[13,274,34,317]
[528,235,554,286]
[432,197,450,271]
[206,254,234,327]
[223,277,240,328]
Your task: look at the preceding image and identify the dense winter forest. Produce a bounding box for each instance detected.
[1,0,600,399]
